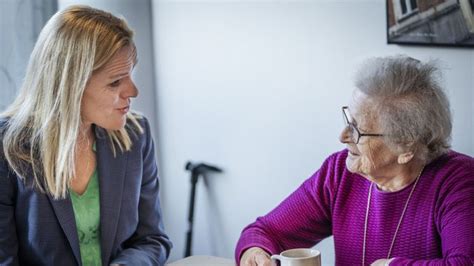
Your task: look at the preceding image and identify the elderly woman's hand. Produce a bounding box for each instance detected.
[371,258,395,266]
[240,247,272,266]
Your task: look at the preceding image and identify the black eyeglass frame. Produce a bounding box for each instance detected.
[342,106,384,144]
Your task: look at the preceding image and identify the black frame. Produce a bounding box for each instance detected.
[342,106,384,144]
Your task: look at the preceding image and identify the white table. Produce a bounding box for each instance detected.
[167,255,235,266]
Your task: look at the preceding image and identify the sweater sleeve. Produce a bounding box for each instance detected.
[390,156,474,266]
[234,153,342,264]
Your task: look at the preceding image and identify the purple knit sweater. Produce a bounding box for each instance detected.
[235,150,474,265]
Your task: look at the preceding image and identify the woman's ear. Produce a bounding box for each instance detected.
[397,142,417,164]
[397,151,415,164]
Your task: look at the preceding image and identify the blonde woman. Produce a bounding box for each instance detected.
[0,5,171,266]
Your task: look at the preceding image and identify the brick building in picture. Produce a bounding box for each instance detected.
[387,0,474,45]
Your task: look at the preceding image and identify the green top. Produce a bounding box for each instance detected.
[70,168,102,266]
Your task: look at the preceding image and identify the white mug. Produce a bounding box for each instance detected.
[270,248,321,266]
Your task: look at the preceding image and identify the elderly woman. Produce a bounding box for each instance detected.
[235,56,474,265]
[0,5,171,265]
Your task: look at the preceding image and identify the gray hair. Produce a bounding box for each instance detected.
[355,55,452,163]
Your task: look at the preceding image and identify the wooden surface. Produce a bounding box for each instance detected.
[167,255,235,266]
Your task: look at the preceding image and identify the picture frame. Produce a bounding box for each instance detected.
[386,0,474,47]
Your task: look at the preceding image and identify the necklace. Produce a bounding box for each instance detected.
[361,167,424,266]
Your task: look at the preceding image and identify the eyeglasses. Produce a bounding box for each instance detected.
[342,106,384,144]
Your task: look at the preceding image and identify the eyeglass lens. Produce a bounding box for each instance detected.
[343,107,360,144]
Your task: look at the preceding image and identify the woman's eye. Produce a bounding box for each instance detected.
[110,79,121,87]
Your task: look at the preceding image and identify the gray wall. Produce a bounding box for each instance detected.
[151,0,474,264]
[0,0,57,110]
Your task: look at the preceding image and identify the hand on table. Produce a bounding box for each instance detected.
[240,247,272,266]
[371,258,395,266]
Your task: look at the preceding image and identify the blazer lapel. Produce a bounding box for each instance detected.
[96,132,128,265]
[47,193,82,265]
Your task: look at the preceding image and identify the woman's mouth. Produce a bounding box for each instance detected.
[117,106,129,114]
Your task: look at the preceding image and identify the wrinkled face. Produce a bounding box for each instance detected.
[81,46,138,130]
[339,91,400,179]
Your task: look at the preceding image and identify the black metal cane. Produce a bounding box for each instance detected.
[184,162,223,257]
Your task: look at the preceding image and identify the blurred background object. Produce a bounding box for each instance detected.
[0,0,57,110]
[184,161,223,257]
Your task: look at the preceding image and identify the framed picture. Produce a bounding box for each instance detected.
[387,0,474,47]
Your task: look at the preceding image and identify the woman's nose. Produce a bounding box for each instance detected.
[121,79,138,99]
[339,126,352,144]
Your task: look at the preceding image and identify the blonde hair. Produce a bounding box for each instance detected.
[1,5,143,199]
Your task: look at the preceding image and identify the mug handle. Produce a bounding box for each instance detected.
[270,255,282,263]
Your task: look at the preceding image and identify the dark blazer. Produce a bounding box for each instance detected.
[0,117,172,265]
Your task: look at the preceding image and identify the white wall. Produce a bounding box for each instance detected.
[151,0,474,265]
